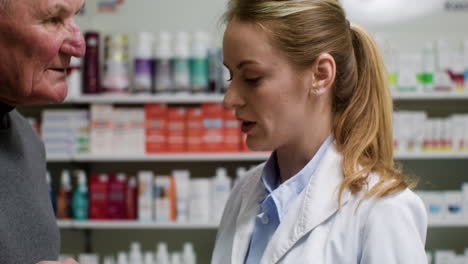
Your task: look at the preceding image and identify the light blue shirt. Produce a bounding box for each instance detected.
[244,136,334,264]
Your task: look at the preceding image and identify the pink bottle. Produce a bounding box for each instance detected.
[107,173,128,220]
[89,174,109,220]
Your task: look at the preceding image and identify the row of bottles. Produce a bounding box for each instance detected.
[68,31,228,98]
[64,241,196,264]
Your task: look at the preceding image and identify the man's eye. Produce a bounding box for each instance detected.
[46,17,63,24]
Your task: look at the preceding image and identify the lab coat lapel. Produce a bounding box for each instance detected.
[261,144,351,264]
[232,168,266,264]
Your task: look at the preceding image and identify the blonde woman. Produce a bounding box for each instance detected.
[212,0,427,263]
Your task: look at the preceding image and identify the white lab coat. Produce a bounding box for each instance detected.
[212,144,427,264]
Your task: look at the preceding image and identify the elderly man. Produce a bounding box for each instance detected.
[0,0,85,263]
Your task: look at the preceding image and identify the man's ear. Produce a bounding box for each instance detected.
[309,53,336,96]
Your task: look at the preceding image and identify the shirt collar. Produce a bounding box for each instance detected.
[0,101,14,130]
[260,135,334,221]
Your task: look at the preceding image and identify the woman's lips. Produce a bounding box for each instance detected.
[241,121,257,133]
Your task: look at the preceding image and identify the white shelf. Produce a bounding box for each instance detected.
[393,92,468,100]
[57,220,218,229]
[47,152,271,162]
[394,152,468,160]
[46,152,468,162]
[58,92,468,105]
[428,219,468,228]
[57,220,468,229]
[64,94,224,104]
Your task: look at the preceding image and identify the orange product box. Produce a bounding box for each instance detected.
[167,107,187,152]
[187,107,204,152]
[144,103,168,153]
[223,108,241,152]
[201,103,224,152]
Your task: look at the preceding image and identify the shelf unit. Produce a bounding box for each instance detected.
[57,220,468,229]
[46,152,468,162]
[63,94,225,104]
[392,92,468,100]
[57,220,218,230]
[56,92,468,105]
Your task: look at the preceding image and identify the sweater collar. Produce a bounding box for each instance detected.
[0,101,14,129]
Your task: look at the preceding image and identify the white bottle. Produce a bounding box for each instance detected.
[212,168,232,223]
[61,170,72,192]
[129,242,143,264]
[66,56,82,100]
[173,169,191,223]
[189,178,212,223]
[463,39,468,93]
[154,32,173,93]
[134,32,154,94]
[117,252,128,264]
[182,242,196,264]
[138,171,154,222]
[103,256,115,264]
[173,32,191,93]
[170,252,182,264]
[155,242,170,264]
[144,252,155,264]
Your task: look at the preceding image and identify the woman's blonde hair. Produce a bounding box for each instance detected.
[224,0,411,203]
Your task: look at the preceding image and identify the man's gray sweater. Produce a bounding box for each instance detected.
[0,108,60,264]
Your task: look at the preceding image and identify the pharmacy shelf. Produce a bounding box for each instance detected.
[428,219,468,228]
[64,94,225,104]
[394,152,468,160]
[46,152,468,162]
[393,92,468,100]
[57,220,218,230]
[60,92,468,104]
[47,152,271,162]
[57,220,467,229]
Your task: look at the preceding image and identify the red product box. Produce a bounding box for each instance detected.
[145,103,168,153]
[168,107,187,152]
[89,174,109,220]
[107,173,128,220]
[187,107,204,152]
[202,103,224,152]
[223,108,241,152]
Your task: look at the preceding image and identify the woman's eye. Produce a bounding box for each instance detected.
[245,77,261,84]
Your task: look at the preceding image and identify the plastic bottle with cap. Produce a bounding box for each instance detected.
[129,242,143,264]
[143,252,155,264]
[212,167,232,223]
[190,31,209,93]
[464,39,468,92]
[117,252,128,264]
[72,170,89,220]
[134,32,154,94]
[173,32,191,93]
[57,170,72,219]
[172,169,190,222]
[46,171,57,215]
[103,256,115,264]
[154,32,173,93]
[183,242,197,264]
[155,242,170,264]
[170,252,182,264]
[66,56,82,100]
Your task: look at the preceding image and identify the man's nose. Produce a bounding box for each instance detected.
[60,22,86,57]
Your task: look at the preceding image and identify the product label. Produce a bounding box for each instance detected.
[190,58,208,92]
